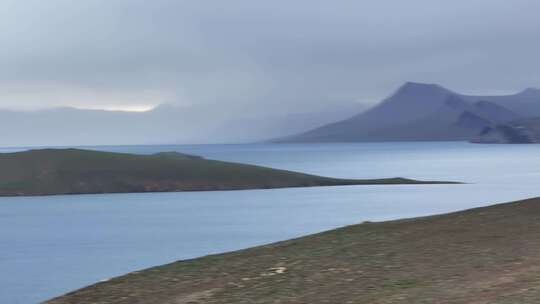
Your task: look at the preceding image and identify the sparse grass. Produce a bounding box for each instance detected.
[47,197,540,304]
[0,148,452,196]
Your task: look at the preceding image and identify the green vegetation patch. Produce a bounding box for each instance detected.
[0,148,456,196]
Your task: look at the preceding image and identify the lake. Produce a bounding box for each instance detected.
[2,142,540,303]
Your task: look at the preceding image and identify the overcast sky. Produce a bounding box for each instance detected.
[1,0,539,112]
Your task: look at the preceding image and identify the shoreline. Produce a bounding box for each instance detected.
[46,196,540,303]
[0,178,459,198]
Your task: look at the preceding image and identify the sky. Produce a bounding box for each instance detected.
[1,0,540,113]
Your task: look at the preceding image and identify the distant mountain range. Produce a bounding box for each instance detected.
[3,82,539,146]
[278,82,540,143]
[0,102,362,147]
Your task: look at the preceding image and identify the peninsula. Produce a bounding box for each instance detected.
[0,148,449,196]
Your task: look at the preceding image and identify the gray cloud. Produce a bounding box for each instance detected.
[0,0,539,112]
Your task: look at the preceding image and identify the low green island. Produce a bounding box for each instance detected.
[47,197,540,304]
[0,148,452,197]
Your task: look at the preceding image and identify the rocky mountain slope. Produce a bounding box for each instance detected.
[279,82,532,142]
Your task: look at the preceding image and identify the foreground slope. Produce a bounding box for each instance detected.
[0,148,444,196]
[47,197,540,304]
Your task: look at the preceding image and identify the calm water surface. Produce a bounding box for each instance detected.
[2,142,540,303]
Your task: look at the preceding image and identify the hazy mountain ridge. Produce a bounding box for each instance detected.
[459,88,540,116]
[0,102,362,146]
[2,82,538,145]
[279,82,535,142]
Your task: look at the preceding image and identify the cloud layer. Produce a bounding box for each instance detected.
[1,0,539,113]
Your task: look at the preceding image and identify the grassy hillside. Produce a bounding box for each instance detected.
[47,197,540,304]
[0,148,446,196]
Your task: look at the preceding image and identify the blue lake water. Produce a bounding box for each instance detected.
[2,142,540,303]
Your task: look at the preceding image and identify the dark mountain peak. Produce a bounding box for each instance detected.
[400,81,443,89]
[395,82,447,95]
[385,82,455,107]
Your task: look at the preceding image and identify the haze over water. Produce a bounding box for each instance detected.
[2,142,540,304]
